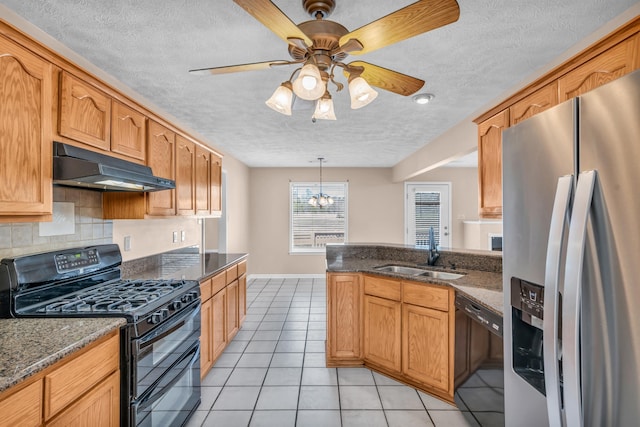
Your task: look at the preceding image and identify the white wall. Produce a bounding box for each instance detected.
[248,166,479,275]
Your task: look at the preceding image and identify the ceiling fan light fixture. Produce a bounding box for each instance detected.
[312,92,336,121]
[265,81,294,115]
[348,76,378,109]
[293,63,326,100]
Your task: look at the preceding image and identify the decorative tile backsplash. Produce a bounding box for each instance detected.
[0,187,113,259]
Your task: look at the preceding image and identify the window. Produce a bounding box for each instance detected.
[405,183,451,248]
[290,182,348,253]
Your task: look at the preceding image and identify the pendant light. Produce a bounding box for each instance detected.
[308,157,333,208]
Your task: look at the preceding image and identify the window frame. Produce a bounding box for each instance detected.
[289,181,349,254]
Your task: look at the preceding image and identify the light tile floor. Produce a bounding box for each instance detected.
[186,277,504,427]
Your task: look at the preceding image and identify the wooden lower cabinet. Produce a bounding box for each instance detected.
[327,274,362,362]
[0,330,119,427]
[402,303,451,394]
[211,288,227,361]
[226,280,239,341]
[46,371,119,427]
[0,380,42,427]
[363,294,401,373]
[327,272,458,402]
[200,297,214,377]
[238,273,247,326]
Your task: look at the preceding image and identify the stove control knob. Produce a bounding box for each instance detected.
[160,308,169,319]
[150,311,163,324]
[181,294,192,303]
[170,300,183,311]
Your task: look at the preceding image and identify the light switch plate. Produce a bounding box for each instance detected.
[124,236,131,251]
[181,230,186,242]
[172,231,178,243]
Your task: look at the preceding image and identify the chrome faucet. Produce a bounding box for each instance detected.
[427,227,440,266]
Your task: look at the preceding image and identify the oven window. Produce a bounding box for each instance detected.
[135,344,200,427]
[135,304,200,396]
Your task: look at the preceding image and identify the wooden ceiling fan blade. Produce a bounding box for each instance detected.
[234,0,313,47]
[344,61,425,96]
[339,0,460,56]
[189,60,292,75]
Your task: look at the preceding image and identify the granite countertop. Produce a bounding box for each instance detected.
[122,251,248,282]
[0,317,126,393]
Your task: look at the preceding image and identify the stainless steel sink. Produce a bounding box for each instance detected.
[417,270,465,280]
[374,265,464,280]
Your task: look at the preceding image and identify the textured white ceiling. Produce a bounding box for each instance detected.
[2,0,637,167]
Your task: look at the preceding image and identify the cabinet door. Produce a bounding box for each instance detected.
[0,380,42,427]
[195,145,211,215]
[402,303,450,394]
[111,100,146,161]
[238,273,247,326]
[226,280,239,341]
[559,37,638,101]
[477,109,509,219]
[327,273,362,360]
[176,135,195,215]
[59,71,111,150]
[212,288,227,361]
[200,297,214,378]
[0,36,53,216]
[363,295,401,373]
[210,152,222,213]
[147,120,176,215]
[46,371,119,427]
[509,82,558,126]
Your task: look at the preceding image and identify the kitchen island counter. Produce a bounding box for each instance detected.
[326,243,503,316]
[0,317,125,393]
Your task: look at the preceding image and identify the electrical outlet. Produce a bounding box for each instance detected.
[181,230,186,242]
[172,231,178,243]
[124,236,131,251]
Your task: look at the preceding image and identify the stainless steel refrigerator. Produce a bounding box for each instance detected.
[502,69,640,427]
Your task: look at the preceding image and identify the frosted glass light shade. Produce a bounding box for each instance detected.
[265,82,293,115]
[312,96,336,121]
[292,64,325,100]
[348,76,378,109]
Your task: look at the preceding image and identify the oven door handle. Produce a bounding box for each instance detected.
[137,300,201,351]
[133,342,200,410]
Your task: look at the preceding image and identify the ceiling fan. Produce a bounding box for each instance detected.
[190,0,460,119]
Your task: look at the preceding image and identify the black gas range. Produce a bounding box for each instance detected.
[0,244,202,427]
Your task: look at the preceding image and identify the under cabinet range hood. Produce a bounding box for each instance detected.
[53,142,175,192]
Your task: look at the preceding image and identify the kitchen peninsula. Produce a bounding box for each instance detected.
[325,243,503,404]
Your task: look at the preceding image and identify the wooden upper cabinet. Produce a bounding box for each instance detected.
[211,152,222,213]
[510,82,558,126]
[147,120,176,216]
[0,36,53,217]
[59,71,111,151]
[478,109,509,219]
[559,36,639,101]
[176,135,196,215]
[111,100,146,161]
[195,145,211,215]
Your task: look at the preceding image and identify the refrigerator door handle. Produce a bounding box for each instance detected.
[543,175,574,427]
[563,170,597,427]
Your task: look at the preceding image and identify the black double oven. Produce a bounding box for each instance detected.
[0,244,201,426]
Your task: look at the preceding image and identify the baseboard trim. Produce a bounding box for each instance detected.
[248,274,325,280]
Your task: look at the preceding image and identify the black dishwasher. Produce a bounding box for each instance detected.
[455,293,503,337]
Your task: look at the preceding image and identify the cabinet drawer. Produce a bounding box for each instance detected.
[0,380,42,427]
[200,278,212,301]
[226,265,238,284]
[363,275,401,301]
[44,333,119,420]
[211,272,226,296]
[237,260,247,276]
[403,282,450,312]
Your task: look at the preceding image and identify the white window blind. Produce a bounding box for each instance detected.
[414,191,441,248]
[290,182,348,253]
